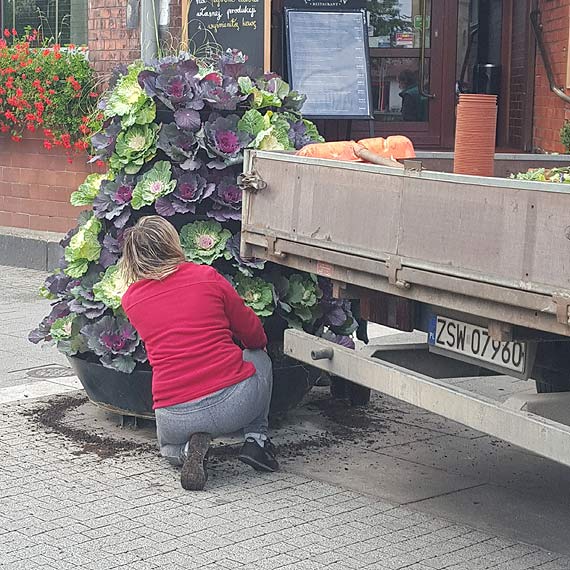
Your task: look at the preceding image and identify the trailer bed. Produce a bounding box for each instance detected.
[241,151,570,336]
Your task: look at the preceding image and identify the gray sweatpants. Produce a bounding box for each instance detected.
[155,349,273,466]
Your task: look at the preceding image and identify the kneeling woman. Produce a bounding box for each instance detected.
[121,216,278,490]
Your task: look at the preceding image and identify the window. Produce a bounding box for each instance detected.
[1,0,87,45]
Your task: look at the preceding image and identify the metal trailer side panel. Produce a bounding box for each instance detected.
[245,152,570,291]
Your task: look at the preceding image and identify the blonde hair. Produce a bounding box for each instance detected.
[121,216,186,284]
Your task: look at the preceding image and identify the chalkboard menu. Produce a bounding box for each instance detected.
[285,9,373,119]
[187,0,270,74]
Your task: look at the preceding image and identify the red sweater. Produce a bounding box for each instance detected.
[122,263,267,409]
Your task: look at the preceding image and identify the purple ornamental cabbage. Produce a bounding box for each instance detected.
[81,315,145,373]
[67,268,108,319]
[41,272,75,297]
[98,231,124,269]
[155,170,215,217]
[207,173,243,221]
[318,277,358,335]
[138,56,203,111]
[157,123,201,171]
[288,120,313,150]
[201,113,251,169]
[226,233,266,271]
[321,330,356,349]
[89,119,122,163]
[173,108,201,131]
[29,301,71,344]
[218,49,248,79]
[200,73,247,111]
[93,174,135,229]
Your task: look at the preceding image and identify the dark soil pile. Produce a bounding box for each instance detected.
[22,389,389,462]
[22,396,156,459]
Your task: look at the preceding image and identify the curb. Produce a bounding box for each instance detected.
[0,226,64,271]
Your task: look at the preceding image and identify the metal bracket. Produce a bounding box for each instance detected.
[267,236,286,259]
[386,256,410,290]
[403,159,423,173]
[238,170,267,193]
[553,295,570,326]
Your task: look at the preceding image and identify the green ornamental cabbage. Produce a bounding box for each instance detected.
[50,314,87,356]
[49,315,75,341]
[131,161,177,210]
[279,273,322,326]
[238,109,293,151]
[179,220,232,265]
[70,173,109,207]
[64,215,103,278]
[104,63,156,127]
[92,265,128,311]
[109,123,160,175]
[235,275,275,317]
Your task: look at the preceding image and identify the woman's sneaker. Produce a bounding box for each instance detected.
[238,437,279,472]
[180,432,211,490]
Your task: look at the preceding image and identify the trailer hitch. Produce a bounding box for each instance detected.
[238,170,267,193]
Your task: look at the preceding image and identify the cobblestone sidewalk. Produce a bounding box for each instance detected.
[1,398,568,570]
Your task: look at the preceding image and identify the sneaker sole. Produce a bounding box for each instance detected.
[238,453,278,473]
[181,433,210,491]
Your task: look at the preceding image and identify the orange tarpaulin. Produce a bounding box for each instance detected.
[296,136,415,162]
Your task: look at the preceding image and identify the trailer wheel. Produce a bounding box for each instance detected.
[330,376,348,399]
[348,383,371,407]
[531,341,570,393]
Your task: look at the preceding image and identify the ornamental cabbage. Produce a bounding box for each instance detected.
[226,233,265,275]
[104,62,155,127]
[92,265,128,311]
[157,123,201,171]
[155,170,214,217]
[70,173,109,207]
[68,268,108,319]
[277,273,322,328]
[49,315,75,341]
[179,220,232,265]
[200,73,247,111]
[207,172,243,221]
[238,109,293,151]
[64,215,103,278]
[131,161,177,210]
[109,123,159,175]
[200,113,252,169]
[235,275,275,317]
[138,56,203,111]
[81,315,145,373]
[93,173,135,229]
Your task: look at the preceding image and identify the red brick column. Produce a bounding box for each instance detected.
[533,0,570,153]
[0,135,95,233]
[88,0,141,79]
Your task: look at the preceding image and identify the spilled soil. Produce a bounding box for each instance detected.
[23,396,157,459]
[22,389,389,463]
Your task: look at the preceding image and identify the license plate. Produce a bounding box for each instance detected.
[428,316,527,374]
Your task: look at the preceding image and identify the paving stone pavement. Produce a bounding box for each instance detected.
[1,397,570,570]
[2,264,570,569]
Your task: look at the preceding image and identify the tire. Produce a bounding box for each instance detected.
[348,383,371,407]
[330,376,348,399]
[532,341,570,393]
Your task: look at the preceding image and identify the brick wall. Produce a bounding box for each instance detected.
[0,136,95,233]
[88,0,141,79]
[508,4,531,149]
[87,0,184,79]
[533,0,570,153]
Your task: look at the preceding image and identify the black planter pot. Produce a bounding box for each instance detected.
[69,350,317,420]
[68,355,154,419]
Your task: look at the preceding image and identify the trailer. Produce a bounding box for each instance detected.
[240,150,570,468]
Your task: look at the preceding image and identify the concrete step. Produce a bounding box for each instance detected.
[0,226,64,271]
